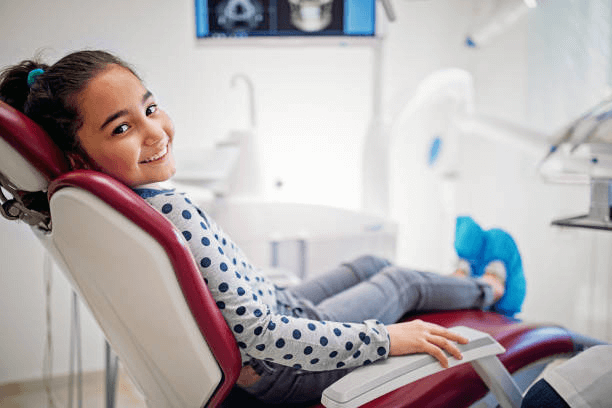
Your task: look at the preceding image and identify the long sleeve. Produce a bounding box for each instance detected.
[138,188,390,371]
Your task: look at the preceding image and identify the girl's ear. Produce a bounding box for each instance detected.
[66,150,94,170]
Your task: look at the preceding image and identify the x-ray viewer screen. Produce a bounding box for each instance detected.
[195,0,376,38]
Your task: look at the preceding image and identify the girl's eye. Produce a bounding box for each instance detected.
[146,104,158,116]
[112,124,129,135]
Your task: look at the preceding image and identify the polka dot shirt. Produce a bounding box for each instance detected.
[134,187,390,371]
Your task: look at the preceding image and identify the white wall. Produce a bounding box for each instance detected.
[2,0,611,385]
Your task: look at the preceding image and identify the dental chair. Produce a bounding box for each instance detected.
[0,99,604,408]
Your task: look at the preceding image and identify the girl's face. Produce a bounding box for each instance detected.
[75,64,176,187]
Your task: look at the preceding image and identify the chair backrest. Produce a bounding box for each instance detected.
[0,100,241,408]
[0,101,68,191]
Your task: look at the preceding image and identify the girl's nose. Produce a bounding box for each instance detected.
[143,122,166,146]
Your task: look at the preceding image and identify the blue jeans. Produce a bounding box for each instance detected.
[242,255,495,405]
[522,380,570,408]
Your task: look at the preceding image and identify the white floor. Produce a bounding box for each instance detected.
[0,367,147,408]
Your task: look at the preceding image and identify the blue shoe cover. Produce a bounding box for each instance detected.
[454,216,485,270]
[454,216,526,317]
[483,228,526,317]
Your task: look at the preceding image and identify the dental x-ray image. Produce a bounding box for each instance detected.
[283,0,341,32]
[211,0,269,34]
[198,0,373,38]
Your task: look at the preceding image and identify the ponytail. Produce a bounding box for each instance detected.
[0,60,49,112]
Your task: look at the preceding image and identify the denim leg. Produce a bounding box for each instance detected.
[521,379,570,408]
[288,255,391,305]
[242,358,350,405]
[314,265,495,325]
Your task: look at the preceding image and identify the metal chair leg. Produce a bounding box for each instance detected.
[105,340,119,408]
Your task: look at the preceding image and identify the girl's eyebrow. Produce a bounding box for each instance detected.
[99,90,153,130]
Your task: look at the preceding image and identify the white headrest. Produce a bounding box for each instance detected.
[0,136,48,192]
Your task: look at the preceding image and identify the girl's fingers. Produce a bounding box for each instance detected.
[447,332,470,344]
[424,343,449,368]
[452,333,469,344]
[429,325,469,344]
[428,335,463,361]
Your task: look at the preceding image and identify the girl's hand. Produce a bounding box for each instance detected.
[386,320,470,368]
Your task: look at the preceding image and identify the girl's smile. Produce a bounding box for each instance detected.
[140,143,169,164]
[75,64,176,187]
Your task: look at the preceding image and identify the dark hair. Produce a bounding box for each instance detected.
[0,50,138,155]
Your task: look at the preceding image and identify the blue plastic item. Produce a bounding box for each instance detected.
[428,136,442,167]
[454,216,526,317]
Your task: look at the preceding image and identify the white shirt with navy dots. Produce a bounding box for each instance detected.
[134,187,390,371]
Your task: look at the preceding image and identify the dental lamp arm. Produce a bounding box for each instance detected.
[321,326,523,408]
[379,0,396,22]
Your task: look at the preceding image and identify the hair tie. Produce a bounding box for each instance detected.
[27,68,45,87]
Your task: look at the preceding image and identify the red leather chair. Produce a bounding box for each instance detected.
[0,100,601,408]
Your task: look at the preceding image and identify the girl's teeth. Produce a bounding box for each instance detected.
[143,146,167,163]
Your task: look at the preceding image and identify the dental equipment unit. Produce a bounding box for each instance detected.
[539,97,612,231]
[0,96,608,408]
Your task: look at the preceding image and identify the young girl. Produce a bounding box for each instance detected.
[0,50,523,405]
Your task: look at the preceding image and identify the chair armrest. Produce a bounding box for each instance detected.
[321,326,508,408]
